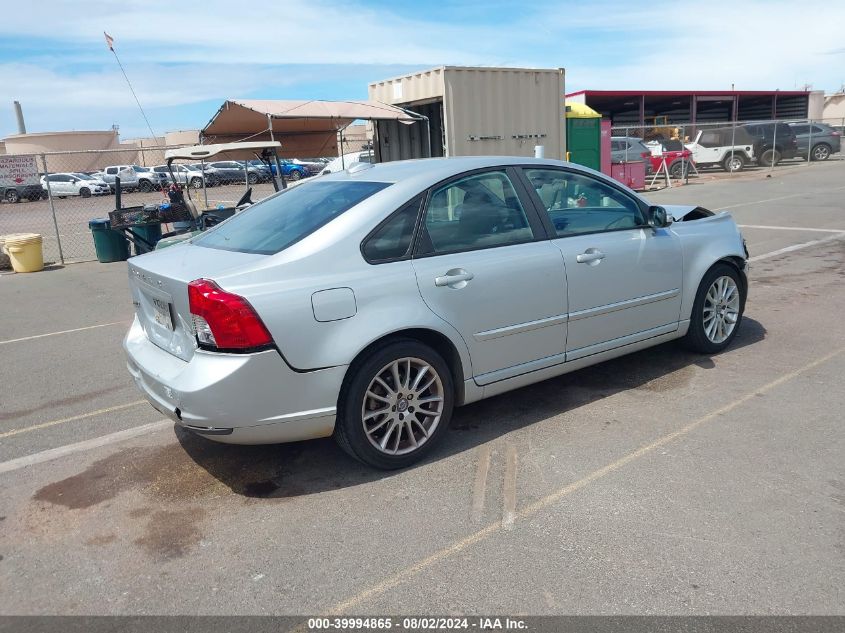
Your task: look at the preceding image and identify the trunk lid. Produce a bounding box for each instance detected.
[127,243,267,361]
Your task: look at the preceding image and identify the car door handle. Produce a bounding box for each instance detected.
[435,270,475,287]
[576,249,606,264]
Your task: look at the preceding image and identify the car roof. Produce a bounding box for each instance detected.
[321,156,604,186]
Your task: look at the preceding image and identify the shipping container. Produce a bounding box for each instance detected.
[368,66,566,162]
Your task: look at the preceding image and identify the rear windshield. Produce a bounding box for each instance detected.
[193,180,390,255]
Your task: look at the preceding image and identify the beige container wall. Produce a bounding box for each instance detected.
[370,67,446,106]
[443,67,565,159]
[369,66,565,159]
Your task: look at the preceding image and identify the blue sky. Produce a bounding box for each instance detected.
[1,0,843,139]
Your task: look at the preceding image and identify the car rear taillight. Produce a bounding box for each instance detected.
[641,151,650,159]
[831,131,841,137]
[188,278,273,351]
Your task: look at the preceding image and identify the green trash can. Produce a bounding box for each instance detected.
[88,218,129,263]
[131,224,162,255]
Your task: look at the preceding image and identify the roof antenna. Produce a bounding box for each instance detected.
[104,32,157,140]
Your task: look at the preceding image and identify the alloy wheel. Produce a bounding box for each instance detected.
[703,276,740,344]
[812,145,830,161]
[361,357,445,456]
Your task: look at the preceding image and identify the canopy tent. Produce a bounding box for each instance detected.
[201,100,424,159]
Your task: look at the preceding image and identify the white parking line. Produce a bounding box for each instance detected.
[722,184,845,210]
[0,321,125,346]
[0,419,172,475]
[0,400,147,440]
[749,233,845,262]
[739,224,845,233]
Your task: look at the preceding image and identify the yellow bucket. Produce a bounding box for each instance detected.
[1,233,44,273]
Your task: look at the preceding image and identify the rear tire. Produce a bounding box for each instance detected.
[811,143,831,161]
[4,189,20,203]
[335,340,454,469]
[683,263,745,354]
[722,154,745,172]
[758,149,781,167]
[247,173,259,184]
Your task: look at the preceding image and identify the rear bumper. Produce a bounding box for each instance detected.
[124,316,346,444]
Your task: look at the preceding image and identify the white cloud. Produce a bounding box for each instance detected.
[2,0,843,136]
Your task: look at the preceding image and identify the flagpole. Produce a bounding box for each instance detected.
[105,32,157,140]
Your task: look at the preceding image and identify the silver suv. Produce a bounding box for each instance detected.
[152,164,208,189]
[100,165,168,192]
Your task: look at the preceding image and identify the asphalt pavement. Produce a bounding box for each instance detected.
[0,159,843,617]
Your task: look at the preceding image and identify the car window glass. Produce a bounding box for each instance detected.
[523,168,645,237]
[420,171,533,254]
[791,125,808,135]
[811,125,827,134]
[194,180,391,255]
[106,167,117,175]
[699,131,720,147]
[361,196,423,263]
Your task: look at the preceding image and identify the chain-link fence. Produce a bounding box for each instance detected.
[0,146,300,267]
[609,117,844,188]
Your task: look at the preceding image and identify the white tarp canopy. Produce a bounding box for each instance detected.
[164,141,281,162]
[201,99,422,158]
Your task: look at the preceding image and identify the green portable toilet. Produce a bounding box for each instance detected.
[565,102,601,171]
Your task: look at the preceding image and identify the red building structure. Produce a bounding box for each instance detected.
[566,90,810,126]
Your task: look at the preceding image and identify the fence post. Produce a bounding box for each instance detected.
[243,161,249,197]
[41,154,65,265]
[770,121,777,173]
[806,118,813,164]
[729,120,737,177]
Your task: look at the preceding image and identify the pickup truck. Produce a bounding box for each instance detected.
[685,127,758,172]
[99,165,168,192]
[0,155,45,203]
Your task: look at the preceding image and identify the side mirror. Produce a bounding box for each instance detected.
[647,205,672,228]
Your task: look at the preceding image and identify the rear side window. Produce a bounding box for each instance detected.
[194,180,390,255]
[361,196,422,263]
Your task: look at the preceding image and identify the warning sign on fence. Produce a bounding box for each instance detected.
[0,155,39,187]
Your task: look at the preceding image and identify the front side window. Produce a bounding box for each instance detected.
[419,170,533,255]
[361,196,422,263]
[523,169,645,237]
[194,180,390,255]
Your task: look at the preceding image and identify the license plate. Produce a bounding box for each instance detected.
[151,297,173,330]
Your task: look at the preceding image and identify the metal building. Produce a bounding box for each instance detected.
[369,66,566,161]
[566,89,812,126]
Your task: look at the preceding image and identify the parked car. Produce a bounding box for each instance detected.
[740,122,799,166]
[40,173,110,198]
[124,156,748,469]
[645,139,696,178]
[789,122,841,161]
[100,165,168,192]
[610,137,653,174]
[207,161,268,184]
[152,164,210,189]
[2,183,45,203]
[320,151,374,175]
[684,127,758,172]
[249,159,310,181]
[189,163,222,185]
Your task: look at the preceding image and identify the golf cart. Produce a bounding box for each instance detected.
[107,141,285,252]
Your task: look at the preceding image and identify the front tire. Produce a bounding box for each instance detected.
[5,189,20,203]
[79,187,91,198]
[190,177,203,189]
[138,180,153,193]
[335,340,454,469]
[289,169,302,181]
[684,263,745,354]
[247,172,259,184]
[722,153,745,172]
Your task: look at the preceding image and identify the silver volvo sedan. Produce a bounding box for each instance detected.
[124,157,748,469]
